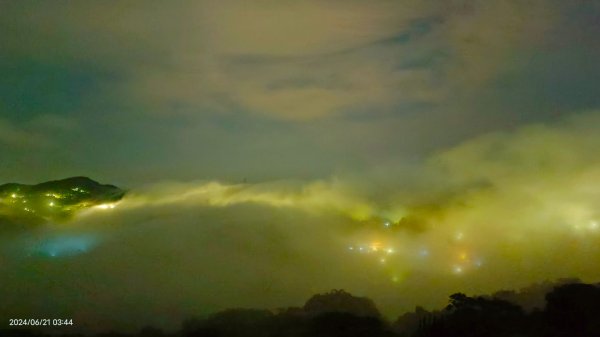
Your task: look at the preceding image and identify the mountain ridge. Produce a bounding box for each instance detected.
[0,176,125,229]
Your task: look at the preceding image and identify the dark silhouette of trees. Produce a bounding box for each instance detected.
[543,283,600,337]
[180,290,391,337]
[303,289,381,318]
[309,312,392,337]
[4,282,600,337]
[138,326,164,337]
[182,309,274,337]
[491,278,581,312]
[393,306,440,336]
[416,292,527,337]
[415,282,600,337]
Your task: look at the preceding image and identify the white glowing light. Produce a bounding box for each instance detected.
[49,202,55,207]
[384,222,390,227]
[380,258,386,264]
[589,221,598,230]
[453,265,463,274]
[11,194,17,198]
[386,248,394,254]
[95,203,117,210]
[348,246,354,250]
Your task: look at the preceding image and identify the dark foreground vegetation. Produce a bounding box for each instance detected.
[3,281,600,337]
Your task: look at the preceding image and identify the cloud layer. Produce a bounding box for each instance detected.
[1,1,598,185]
[2,111,600,331]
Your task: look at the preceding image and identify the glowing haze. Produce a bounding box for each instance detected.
[0,0,599,333]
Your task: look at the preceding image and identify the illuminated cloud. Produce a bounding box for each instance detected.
[0,1,597,185]
[0,1,599,333]
[1,111,600,331]
[0,0,574,121]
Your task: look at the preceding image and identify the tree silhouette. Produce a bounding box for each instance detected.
[419,292,526,337]
[4,281,600,337]
[544,283,600,337]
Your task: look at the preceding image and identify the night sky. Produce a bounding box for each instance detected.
[1,0,600,333]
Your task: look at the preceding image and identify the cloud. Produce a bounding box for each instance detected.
[2,111,600,332]
[0,118,47,148]
[0,0,575,121]
[202,1,424,57]
[80,179,376,222]
[0,115,78,149]
[28,114,79,132]
[422,111,600,245]
[432,0,560,89]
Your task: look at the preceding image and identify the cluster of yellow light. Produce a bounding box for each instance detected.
[370,242,383,252]
[44,192,64,199]
[348,241,396,254]
[3,193,25,205]
[344,220,491,282]
[347,238,401,274]
[451,252,469,275]
[347,212,599,281]
[441,230,473,276]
